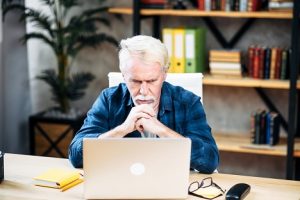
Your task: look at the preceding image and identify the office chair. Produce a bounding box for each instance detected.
[108,72,203,103]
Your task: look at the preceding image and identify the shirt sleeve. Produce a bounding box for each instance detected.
[68,90,110,168]
[184,96,219,173]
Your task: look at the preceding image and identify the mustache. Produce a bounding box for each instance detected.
[134,95,156,101]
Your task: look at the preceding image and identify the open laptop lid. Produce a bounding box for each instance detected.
[83,138,191,199]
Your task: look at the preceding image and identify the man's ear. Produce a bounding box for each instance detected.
[121,72,126,83]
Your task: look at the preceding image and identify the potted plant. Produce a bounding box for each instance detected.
[3,0,118,114]
[3,0,118,157]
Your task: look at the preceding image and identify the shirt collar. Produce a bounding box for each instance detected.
[121,83,134,107]
[159,82,173,113]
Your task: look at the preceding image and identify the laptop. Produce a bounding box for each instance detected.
[83,138,191,199]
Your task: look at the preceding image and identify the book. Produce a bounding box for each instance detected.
[247,45,255,77]
[280,49,288,80]
[270,47,278,79]
[210,50,241,59]
[259,47,266,79]
[250,111,256,144]
[263,47,271,79]
[209,57,241,63]
[259,110,267,144]
[33,168,82,190]
[275,48,282,79]
[268,112,280,146]
[209,62,241,70]
[252,47,260,79]
[210,69,242,76]
[254,109,266,144]
[198,0,205,10]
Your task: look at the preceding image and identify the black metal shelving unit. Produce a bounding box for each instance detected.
[287,0,300,180]
[131,0,300,180]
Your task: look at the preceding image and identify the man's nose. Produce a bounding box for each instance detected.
[140,82,149,96]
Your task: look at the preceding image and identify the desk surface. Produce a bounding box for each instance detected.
[0,154,299,200]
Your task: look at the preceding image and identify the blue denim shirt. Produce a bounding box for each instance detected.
[69,82,219,173]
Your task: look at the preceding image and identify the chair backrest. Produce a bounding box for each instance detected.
[108,72,203,103]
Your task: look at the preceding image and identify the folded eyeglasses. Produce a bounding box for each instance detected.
[188,177,226,199]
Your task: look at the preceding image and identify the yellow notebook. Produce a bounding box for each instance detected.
[33,168,81,189]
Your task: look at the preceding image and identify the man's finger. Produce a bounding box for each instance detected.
[134,104,156,117]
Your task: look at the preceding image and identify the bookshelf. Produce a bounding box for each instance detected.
[109,8,293,19]
[214,132,300,157]
[109,0,300,180]
[203,75,300,89]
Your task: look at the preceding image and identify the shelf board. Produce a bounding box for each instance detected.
[203,75,300,89]
[214,132,300,157]
[109,8,292,19]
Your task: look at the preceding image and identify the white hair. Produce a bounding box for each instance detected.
[118,35,169,72]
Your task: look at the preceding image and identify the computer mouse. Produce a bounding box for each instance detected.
[225,183,250,200]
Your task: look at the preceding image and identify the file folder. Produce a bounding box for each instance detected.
[173,28,185,73]
[185,28,206,73]
[162,28,175,73]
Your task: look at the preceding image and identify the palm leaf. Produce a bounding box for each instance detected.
[67,33,118,57]
[83,17,110,27]
[37,69,63,104]
[67,72,95,100]
[69,16,110,31]
[40,0,55,6]
[3,5,54,38]
[3,0,118,113]
[60,0,79,9]
[22,33,57,53]
[79,6,109,19]
[66,17,98,34]
[22,9,54,37]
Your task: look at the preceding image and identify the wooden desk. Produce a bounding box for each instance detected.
[0,154,300,200]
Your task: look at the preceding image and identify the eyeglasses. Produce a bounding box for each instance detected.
[188,177,226,199]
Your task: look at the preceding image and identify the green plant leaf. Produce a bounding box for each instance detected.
[23,9,54,37]
[22,33,57,54]
[36,69,63,104]
[66,72,95,100]
[3,0,118,113]
[60,0,79,9]
[68,33,118,56]
[80,6,109,18]
[40,0,55,6]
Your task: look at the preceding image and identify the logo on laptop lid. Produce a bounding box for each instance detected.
[130,162,145,176]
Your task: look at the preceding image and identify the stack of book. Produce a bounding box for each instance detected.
[209,50,242,77]
[33,168,83,191]
[250,110,280,146]
[197,0,264,12]
[247,46,291,80]
[140,0,167,9]
[268,0,293,12]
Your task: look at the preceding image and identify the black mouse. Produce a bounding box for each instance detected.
[226,183,251,200]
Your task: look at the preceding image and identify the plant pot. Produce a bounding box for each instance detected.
[29,108,85,158]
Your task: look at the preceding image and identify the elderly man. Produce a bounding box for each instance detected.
[69,35,219,173]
